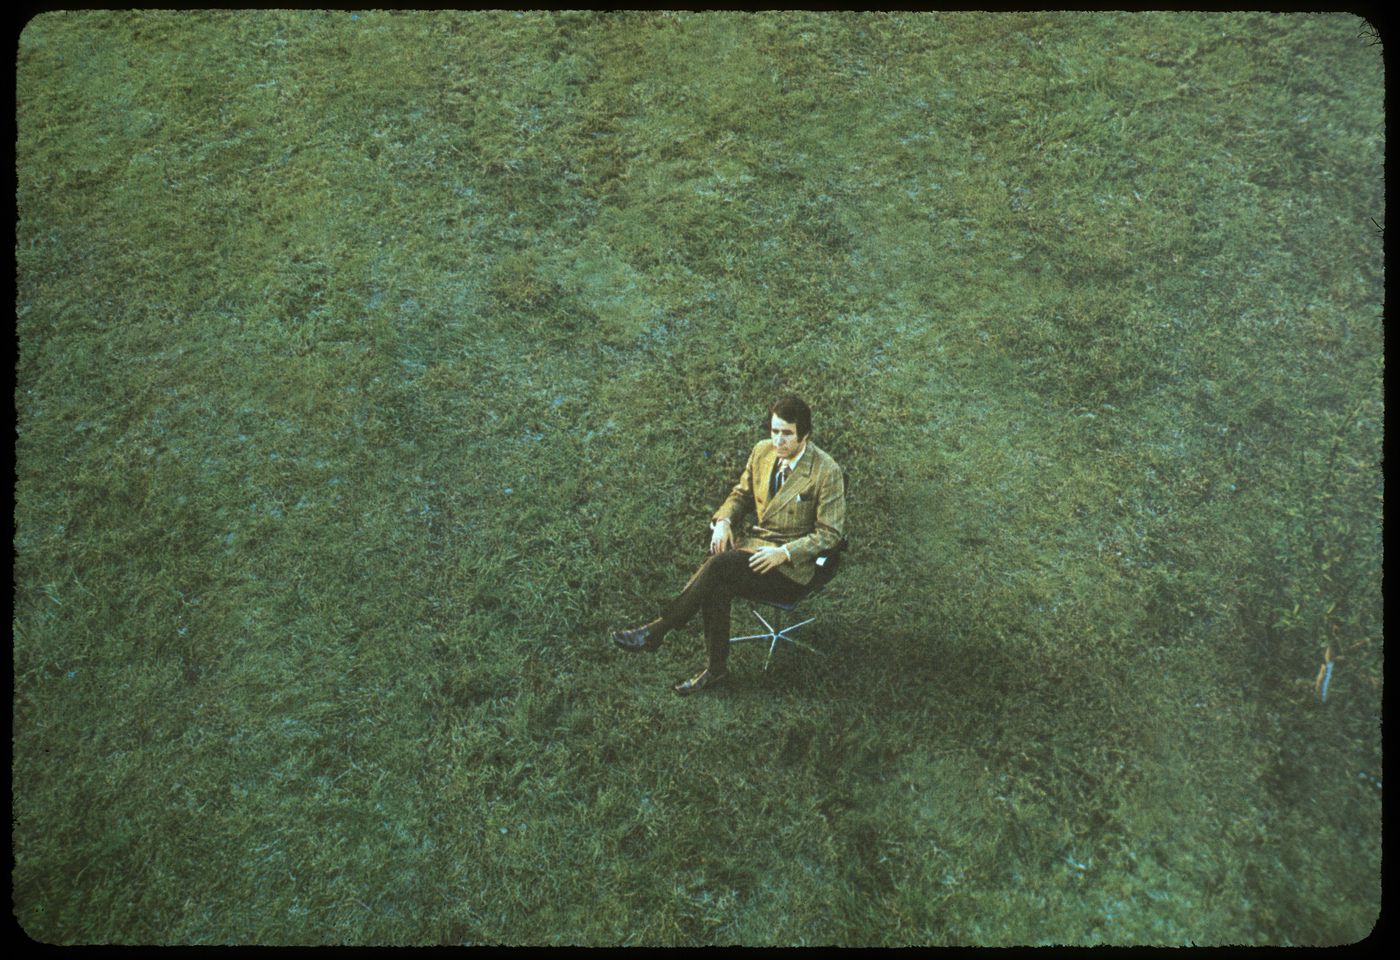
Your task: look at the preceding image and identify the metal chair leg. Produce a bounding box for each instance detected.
[728,605,823,670]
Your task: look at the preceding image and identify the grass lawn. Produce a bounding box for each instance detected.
[14,10,1383,945]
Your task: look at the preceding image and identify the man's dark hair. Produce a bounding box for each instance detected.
[769,394,812,440]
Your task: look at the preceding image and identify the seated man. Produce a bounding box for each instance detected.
[611,394,846,695]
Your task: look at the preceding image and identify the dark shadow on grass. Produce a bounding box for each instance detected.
[714,619,959,708]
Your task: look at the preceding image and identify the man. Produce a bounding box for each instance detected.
[611,395,846,695]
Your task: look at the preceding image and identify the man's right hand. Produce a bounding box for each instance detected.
[710,519,734,554]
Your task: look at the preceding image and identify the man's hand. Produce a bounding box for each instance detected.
[710,519,734,554]
[747,545,788,574]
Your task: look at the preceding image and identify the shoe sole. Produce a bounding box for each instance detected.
[673,673,728,695]
[612,634,658,652]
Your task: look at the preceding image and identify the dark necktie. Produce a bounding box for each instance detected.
[771,462,789,496]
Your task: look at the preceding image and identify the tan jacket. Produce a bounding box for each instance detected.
[712,439,846,586]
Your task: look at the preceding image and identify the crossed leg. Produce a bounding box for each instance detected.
[658,549,809,673]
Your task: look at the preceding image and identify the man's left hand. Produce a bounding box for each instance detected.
[747,546,788,574]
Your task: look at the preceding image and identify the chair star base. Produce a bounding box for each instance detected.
[728,604,825,670]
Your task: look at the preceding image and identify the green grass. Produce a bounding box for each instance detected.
[15,10,1382,946]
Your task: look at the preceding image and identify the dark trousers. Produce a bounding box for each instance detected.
[657,549,810,671]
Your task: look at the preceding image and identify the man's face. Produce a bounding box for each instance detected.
[770,414,805,459]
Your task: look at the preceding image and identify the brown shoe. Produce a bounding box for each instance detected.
[672,667,728,695]
[611,621,663,652]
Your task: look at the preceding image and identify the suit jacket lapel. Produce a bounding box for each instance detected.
[754,442,778,517]
[763,444,814,518]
